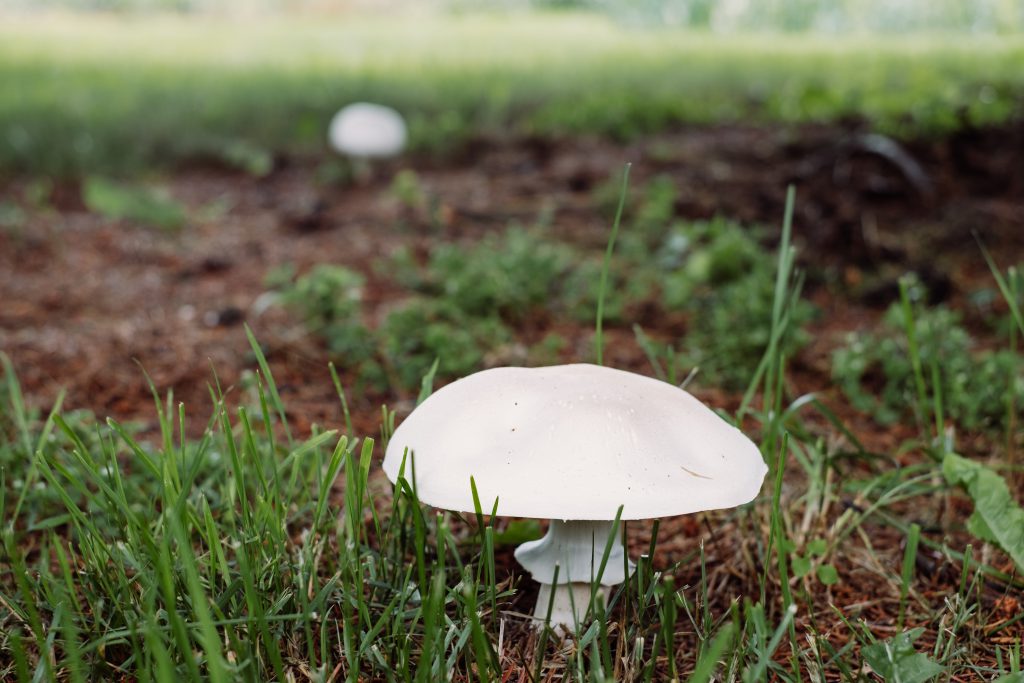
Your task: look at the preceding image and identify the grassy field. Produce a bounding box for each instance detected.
[2,12,1024,175]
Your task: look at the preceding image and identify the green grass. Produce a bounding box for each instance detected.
[2,11,1024,175]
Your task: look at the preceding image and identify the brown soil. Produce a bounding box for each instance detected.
[2,122,1021,438]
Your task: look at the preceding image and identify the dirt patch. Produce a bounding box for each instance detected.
[1,122,1022,437]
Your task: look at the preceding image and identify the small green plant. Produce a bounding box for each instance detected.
[389,168,427,211]
[281,264,365,336]
[379,298,510,391]
[219,139,273,177]
[280,264,381,385]
[559,255,638,324]
[82,176,186,231]
[595,173,680,261]
[423,227,576,321]
[860,628,945,683]
[654,219,814,388]
[527,332,567,366]
[630,174,678,250]
[832,291,1024,430]
[943,452,1024,573]
[278,264,514,392]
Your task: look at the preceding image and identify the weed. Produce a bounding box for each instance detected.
[282,264,365,331]
[832,292,1024,430]
[389,168,427,213]
[379,297,510,390]
[656,218,814,388]
[559,256,637,324]
[422,227,576,321]
[279,259,529,391]
[279,265,382,386]
[944,452,1024,573]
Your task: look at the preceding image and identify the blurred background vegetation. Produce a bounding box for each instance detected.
[1,0,1022,176]
[6,0,1024,33]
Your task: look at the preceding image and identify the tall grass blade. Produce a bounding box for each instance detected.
[595,162,631,366]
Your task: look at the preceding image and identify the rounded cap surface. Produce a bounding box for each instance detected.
[328,102,407,158]
[382,364,767,520]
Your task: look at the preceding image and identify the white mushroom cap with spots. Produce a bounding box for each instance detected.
[328,102,407,159]
[382,364,767,520]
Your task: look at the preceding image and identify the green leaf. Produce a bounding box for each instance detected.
[943,452,1024,572]
[862,629,944,683]
[790,554,811,579]
[806,538,828,556]
[816,564,839,585]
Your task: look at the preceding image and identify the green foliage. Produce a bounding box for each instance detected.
[492,519,543,546]
[279,265,381,384]
[788,538,838,585]
[423,228,575,320]
[2,14,1023,175]
[389,168,427,211]
[279,258,518,391]
[832,297,1024,429]
[282,264,365,333]
[559,257,636,324]
[658,219,814,388]
[605,186,815,391]
[0,348,519,681]
[219,139,273,177]
[943,452,1024,573]
[629,174,678,250]
[82,176,185,230]
[2,319,1022,679]
[379,298,510,391]
[861,628,945,683]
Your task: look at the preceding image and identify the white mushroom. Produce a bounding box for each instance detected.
[327,102,408,159]
[382,363,767,629]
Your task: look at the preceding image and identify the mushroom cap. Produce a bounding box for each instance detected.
[382,364,767,520]
[328,102,407,158]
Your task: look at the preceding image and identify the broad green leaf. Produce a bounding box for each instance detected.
[862,628,944,683]
[943,452,1024,572]
[806,538,828,556]
[816,564,839,585]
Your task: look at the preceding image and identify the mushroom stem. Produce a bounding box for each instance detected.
[534,582,602,631]
[514,519,634,628]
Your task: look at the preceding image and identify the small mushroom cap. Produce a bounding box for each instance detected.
[382,364,767,520]
[328,102,407,158]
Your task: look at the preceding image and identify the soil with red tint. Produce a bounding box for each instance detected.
[3,122,1021,440]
